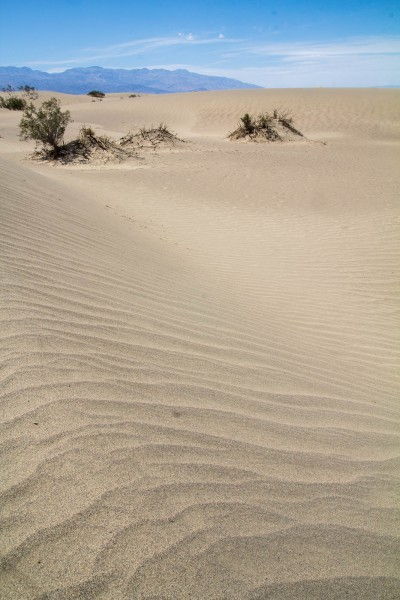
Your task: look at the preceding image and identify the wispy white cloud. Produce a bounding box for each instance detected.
[216,36,400,62]
[83,33,228,53]
[22,34,400,87]
[147,49,400,88]
[25,34,239,68]
[178,32,194,41]
[241,36,400,59]
[216,36,400,86]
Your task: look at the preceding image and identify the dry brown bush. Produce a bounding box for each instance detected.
[120,124,184,150]
[229,110,304,142]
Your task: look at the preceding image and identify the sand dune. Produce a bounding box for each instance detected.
[0,89,399,599]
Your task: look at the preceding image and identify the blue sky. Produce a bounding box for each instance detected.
[1,1,399,86]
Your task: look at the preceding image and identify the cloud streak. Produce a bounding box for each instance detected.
[22,34,400,87]
[241,36,400,59]
[25,34,239,67]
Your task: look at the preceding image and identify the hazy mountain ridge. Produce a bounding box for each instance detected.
[0,65,261,94]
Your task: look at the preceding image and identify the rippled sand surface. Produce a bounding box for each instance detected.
[1,88,399,599]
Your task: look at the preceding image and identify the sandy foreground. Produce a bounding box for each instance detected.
[0,88,399,599]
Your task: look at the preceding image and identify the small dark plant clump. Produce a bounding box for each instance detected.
[2,85,16,94]
[1,85,29,110]
[1,84,39,109]
[129,93,140,98]
[240,113,255,135]
[19,98,71,155]
[87,90,105,99]
[120,123,184,150]
[0,96,27,110]
[229,110,304,142]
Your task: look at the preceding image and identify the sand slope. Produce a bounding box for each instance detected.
[0,89,399,599]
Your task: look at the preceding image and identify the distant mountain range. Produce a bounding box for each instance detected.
[0,66,261,94]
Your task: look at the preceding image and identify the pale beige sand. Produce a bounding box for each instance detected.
[0,89,399,599]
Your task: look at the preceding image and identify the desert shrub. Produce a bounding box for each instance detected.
[275,111,304,137]
[80,126,96,138]
[120,123,183,149]
[19,85,38,100]
[78,126,116,151]
[240,113,256,135]
[0,96,27,110]
[229,110,303,142]
[129,93,140,98]
[19,98,71,155]
[87,90,105,98]
[36,126,134,164]
[19,85,34,92]
[1,85,27,109]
